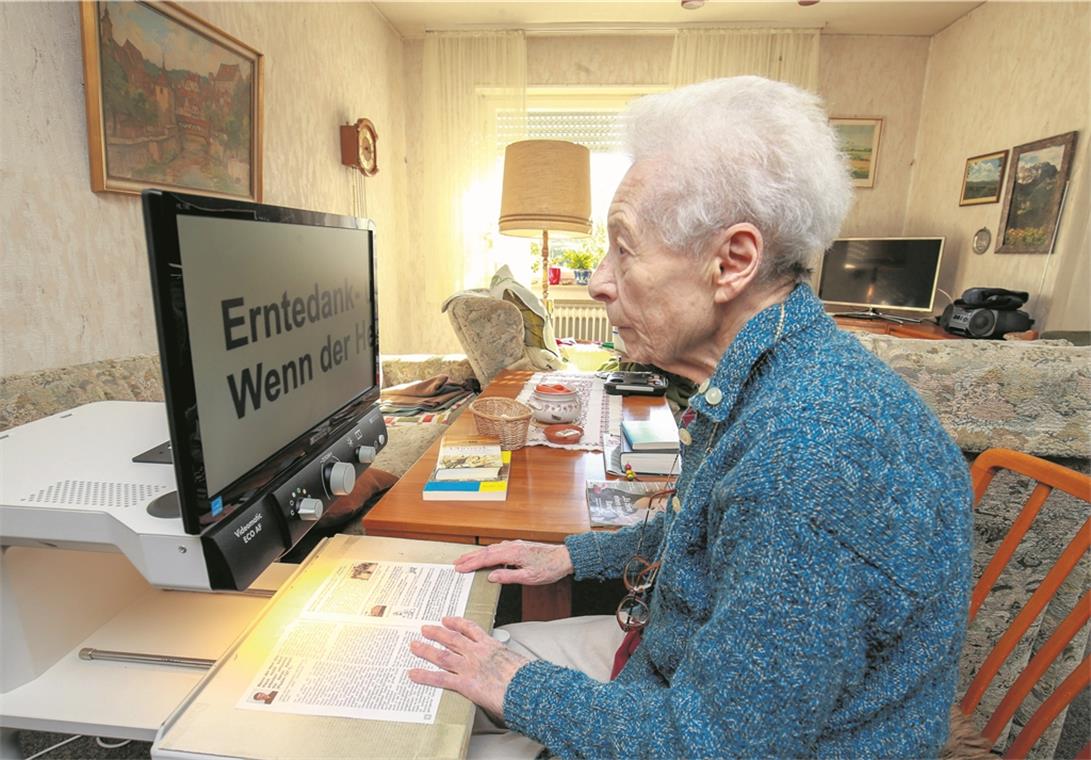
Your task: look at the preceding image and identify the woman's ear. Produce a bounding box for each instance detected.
[710,223,763,304]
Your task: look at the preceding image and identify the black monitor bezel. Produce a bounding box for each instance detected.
[817,236,945,313]
[142,189,381,535]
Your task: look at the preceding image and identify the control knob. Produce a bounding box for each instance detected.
[356,445,377,464]
[325,461,356,496]
[297,497,324,521]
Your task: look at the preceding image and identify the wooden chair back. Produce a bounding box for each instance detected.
[961,448,1090,758]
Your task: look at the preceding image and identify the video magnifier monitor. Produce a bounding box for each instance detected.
[143,190,382,549]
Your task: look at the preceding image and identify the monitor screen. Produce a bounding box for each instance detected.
[817,237,944,313]
[143,191,380,535]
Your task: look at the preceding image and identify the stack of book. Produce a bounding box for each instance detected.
[618,418,681,475]
[422,432,511,501]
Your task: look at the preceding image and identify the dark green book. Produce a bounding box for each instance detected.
[621,418,680,452]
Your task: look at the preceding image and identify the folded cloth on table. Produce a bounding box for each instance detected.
[381,375,478,398]
[382,388,468,410]
[380,374,478,417]
[381,374,454,398]
[382,402,462,416]
[384,394,474,427]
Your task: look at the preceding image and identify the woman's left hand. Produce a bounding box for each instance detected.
[407,616,530,721]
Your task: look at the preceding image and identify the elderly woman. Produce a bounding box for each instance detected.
[408,76,972,758]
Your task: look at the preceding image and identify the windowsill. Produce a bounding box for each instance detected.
[544,284,595,302]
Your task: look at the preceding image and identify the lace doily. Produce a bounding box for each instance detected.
[515,372,621,451]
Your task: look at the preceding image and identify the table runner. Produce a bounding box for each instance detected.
[515,372,621,451]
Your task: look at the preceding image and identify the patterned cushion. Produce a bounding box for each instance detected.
[444,295,529,384]
[380,354,475,389]
[441,268,567,385]
[852,334,1091,458]
[1,354,476,431]
[0,354,164,431]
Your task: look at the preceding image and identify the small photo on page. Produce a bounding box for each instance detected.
[247,690,279,706]
[350,562,377,581]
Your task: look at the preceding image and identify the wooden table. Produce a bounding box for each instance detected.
[363,370,674,621]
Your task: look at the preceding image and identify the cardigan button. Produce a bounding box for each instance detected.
[698,379,710,393]
[704,387,723,405]
[672,496,682,513]
[678,428,692,446]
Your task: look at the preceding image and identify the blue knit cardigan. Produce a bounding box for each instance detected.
[503,284,973,758]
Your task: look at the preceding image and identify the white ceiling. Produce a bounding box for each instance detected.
[373,0,985,38]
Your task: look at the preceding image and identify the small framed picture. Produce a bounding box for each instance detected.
[959,150,1008,206]
[997,131,1078,254]
[831,117,883,188]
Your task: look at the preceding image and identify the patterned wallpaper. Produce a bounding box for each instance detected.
[0,2,410,375]
[905,1,1089,331]
[820,35,931,237]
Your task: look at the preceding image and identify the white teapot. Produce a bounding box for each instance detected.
[526,383,581,424]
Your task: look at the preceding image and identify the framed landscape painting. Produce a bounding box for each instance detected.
[79,1,263,200]
[959,149,1007,206]
[831,117,883,188]
[996,131,1078,254]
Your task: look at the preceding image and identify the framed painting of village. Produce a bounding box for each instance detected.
[996,131,1077,254]
[79,1,263,200]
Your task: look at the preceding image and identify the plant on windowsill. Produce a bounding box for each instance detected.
[530,222,607,287]
[561,250,596,285]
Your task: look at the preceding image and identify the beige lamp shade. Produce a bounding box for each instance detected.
[499,140,592,238]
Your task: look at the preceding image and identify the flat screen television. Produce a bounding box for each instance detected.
[817,237,944,316]
[142,190,381,538]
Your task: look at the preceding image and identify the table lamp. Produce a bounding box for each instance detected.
[498,140,592,303]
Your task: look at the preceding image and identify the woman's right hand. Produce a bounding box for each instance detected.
[453,540,574,586]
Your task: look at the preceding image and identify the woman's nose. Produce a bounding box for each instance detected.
[588,257,615,302]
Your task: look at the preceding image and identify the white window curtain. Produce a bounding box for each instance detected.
[420,31,527,316]
[669,29,820,91]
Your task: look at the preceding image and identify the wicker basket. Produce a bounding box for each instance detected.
[468,397,532,450]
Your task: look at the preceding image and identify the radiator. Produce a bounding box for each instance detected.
[552,302,611,343]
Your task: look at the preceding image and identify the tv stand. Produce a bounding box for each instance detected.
[831,308,925,325]
[833,315,961,340]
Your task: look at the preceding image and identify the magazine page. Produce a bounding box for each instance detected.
[236,619,444,723]
[586,479,672,527]
[236,561,473,723]
[303,561,473,623]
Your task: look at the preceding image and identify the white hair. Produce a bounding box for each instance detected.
[623,76,853,284]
